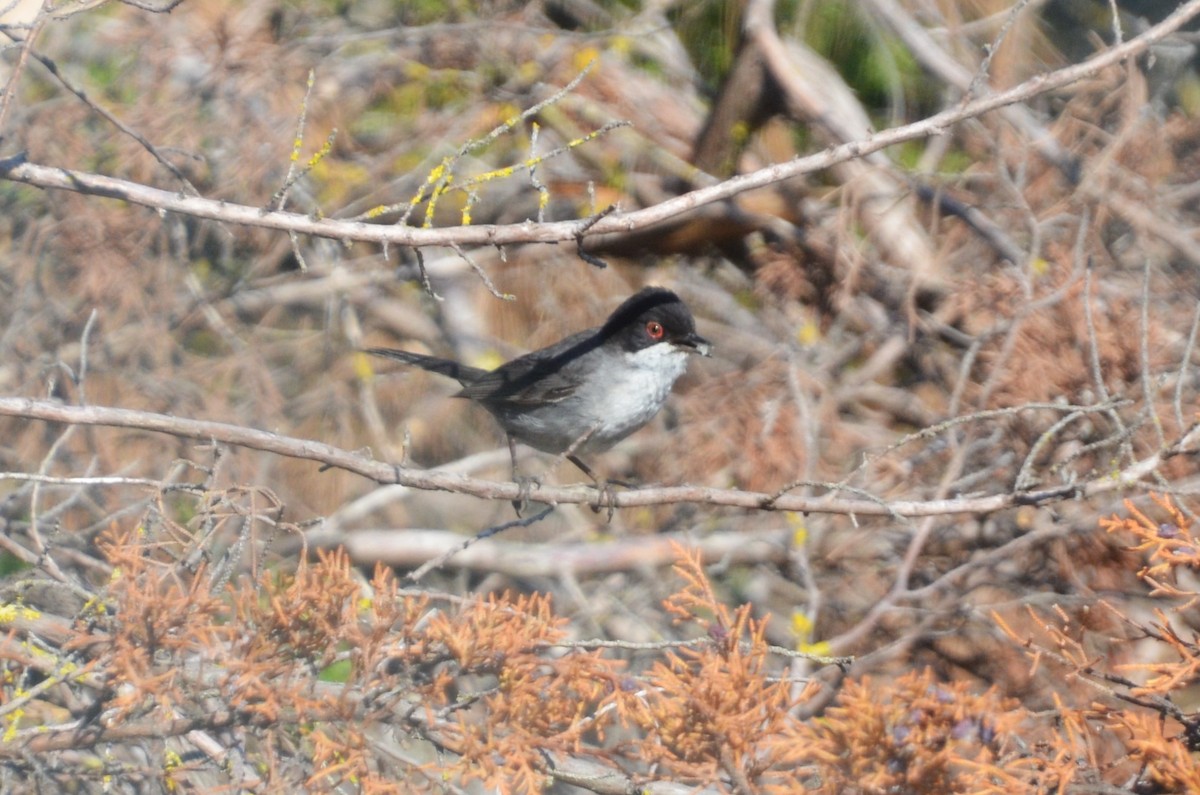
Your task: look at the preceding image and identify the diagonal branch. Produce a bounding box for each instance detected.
[1,0,1198,249]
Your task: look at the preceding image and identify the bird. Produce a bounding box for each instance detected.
[364,286,711,494]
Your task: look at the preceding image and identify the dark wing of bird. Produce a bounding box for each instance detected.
[454,328,602,406]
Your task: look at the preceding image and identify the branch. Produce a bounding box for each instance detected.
[0,397,1191,517]
[2,0,1198,246]
[744,0,939,284]
[862,0,1077,178]
[0,709,263,756]
[303,526,791,575]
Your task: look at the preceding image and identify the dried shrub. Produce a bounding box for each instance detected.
[781,668,1038,794]
[615,546,814,789]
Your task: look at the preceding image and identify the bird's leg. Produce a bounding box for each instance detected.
[509,435,539,517]
[566,453,617,522]
[567,454,636,490]
[557,428,622,522]
[566,453,597,480]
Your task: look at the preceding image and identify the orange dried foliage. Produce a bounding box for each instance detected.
[73,527,231,720]
[781,668,1040,794]
[60,528,424,790]
[617,546,810,788]
[1100,494,1200,698]
[416,592,628,792]
[974,494,1200,794]
[949,265,1162,411]
[1101,493,1200,602]
[1109,711,1200,792]
[33,515,1200,793]
[995,603,1186,791]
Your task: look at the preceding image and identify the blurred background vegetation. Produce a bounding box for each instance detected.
[4,0,1200,791]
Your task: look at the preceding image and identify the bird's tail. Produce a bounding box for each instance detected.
[363,348,487,386]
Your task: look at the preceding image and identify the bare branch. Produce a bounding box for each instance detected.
[2,0,1198,249]
[0,397,1192,518]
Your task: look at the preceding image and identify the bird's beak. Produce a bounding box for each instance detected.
[676,332,713,357]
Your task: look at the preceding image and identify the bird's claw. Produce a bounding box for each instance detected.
[512,475,541,517]
[589,479,620,523]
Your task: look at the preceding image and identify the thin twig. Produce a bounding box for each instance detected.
[963,0,1034,102]
[1139,258,1165,449]
[449,241,514,301]
[405,505,554,582]
[26,49,200,195]
[0,10,45,141]
[0,472,204,491]
[1173,301,1200,434]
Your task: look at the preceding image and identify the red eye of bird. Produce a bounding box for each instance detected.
[645,321,665,340]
